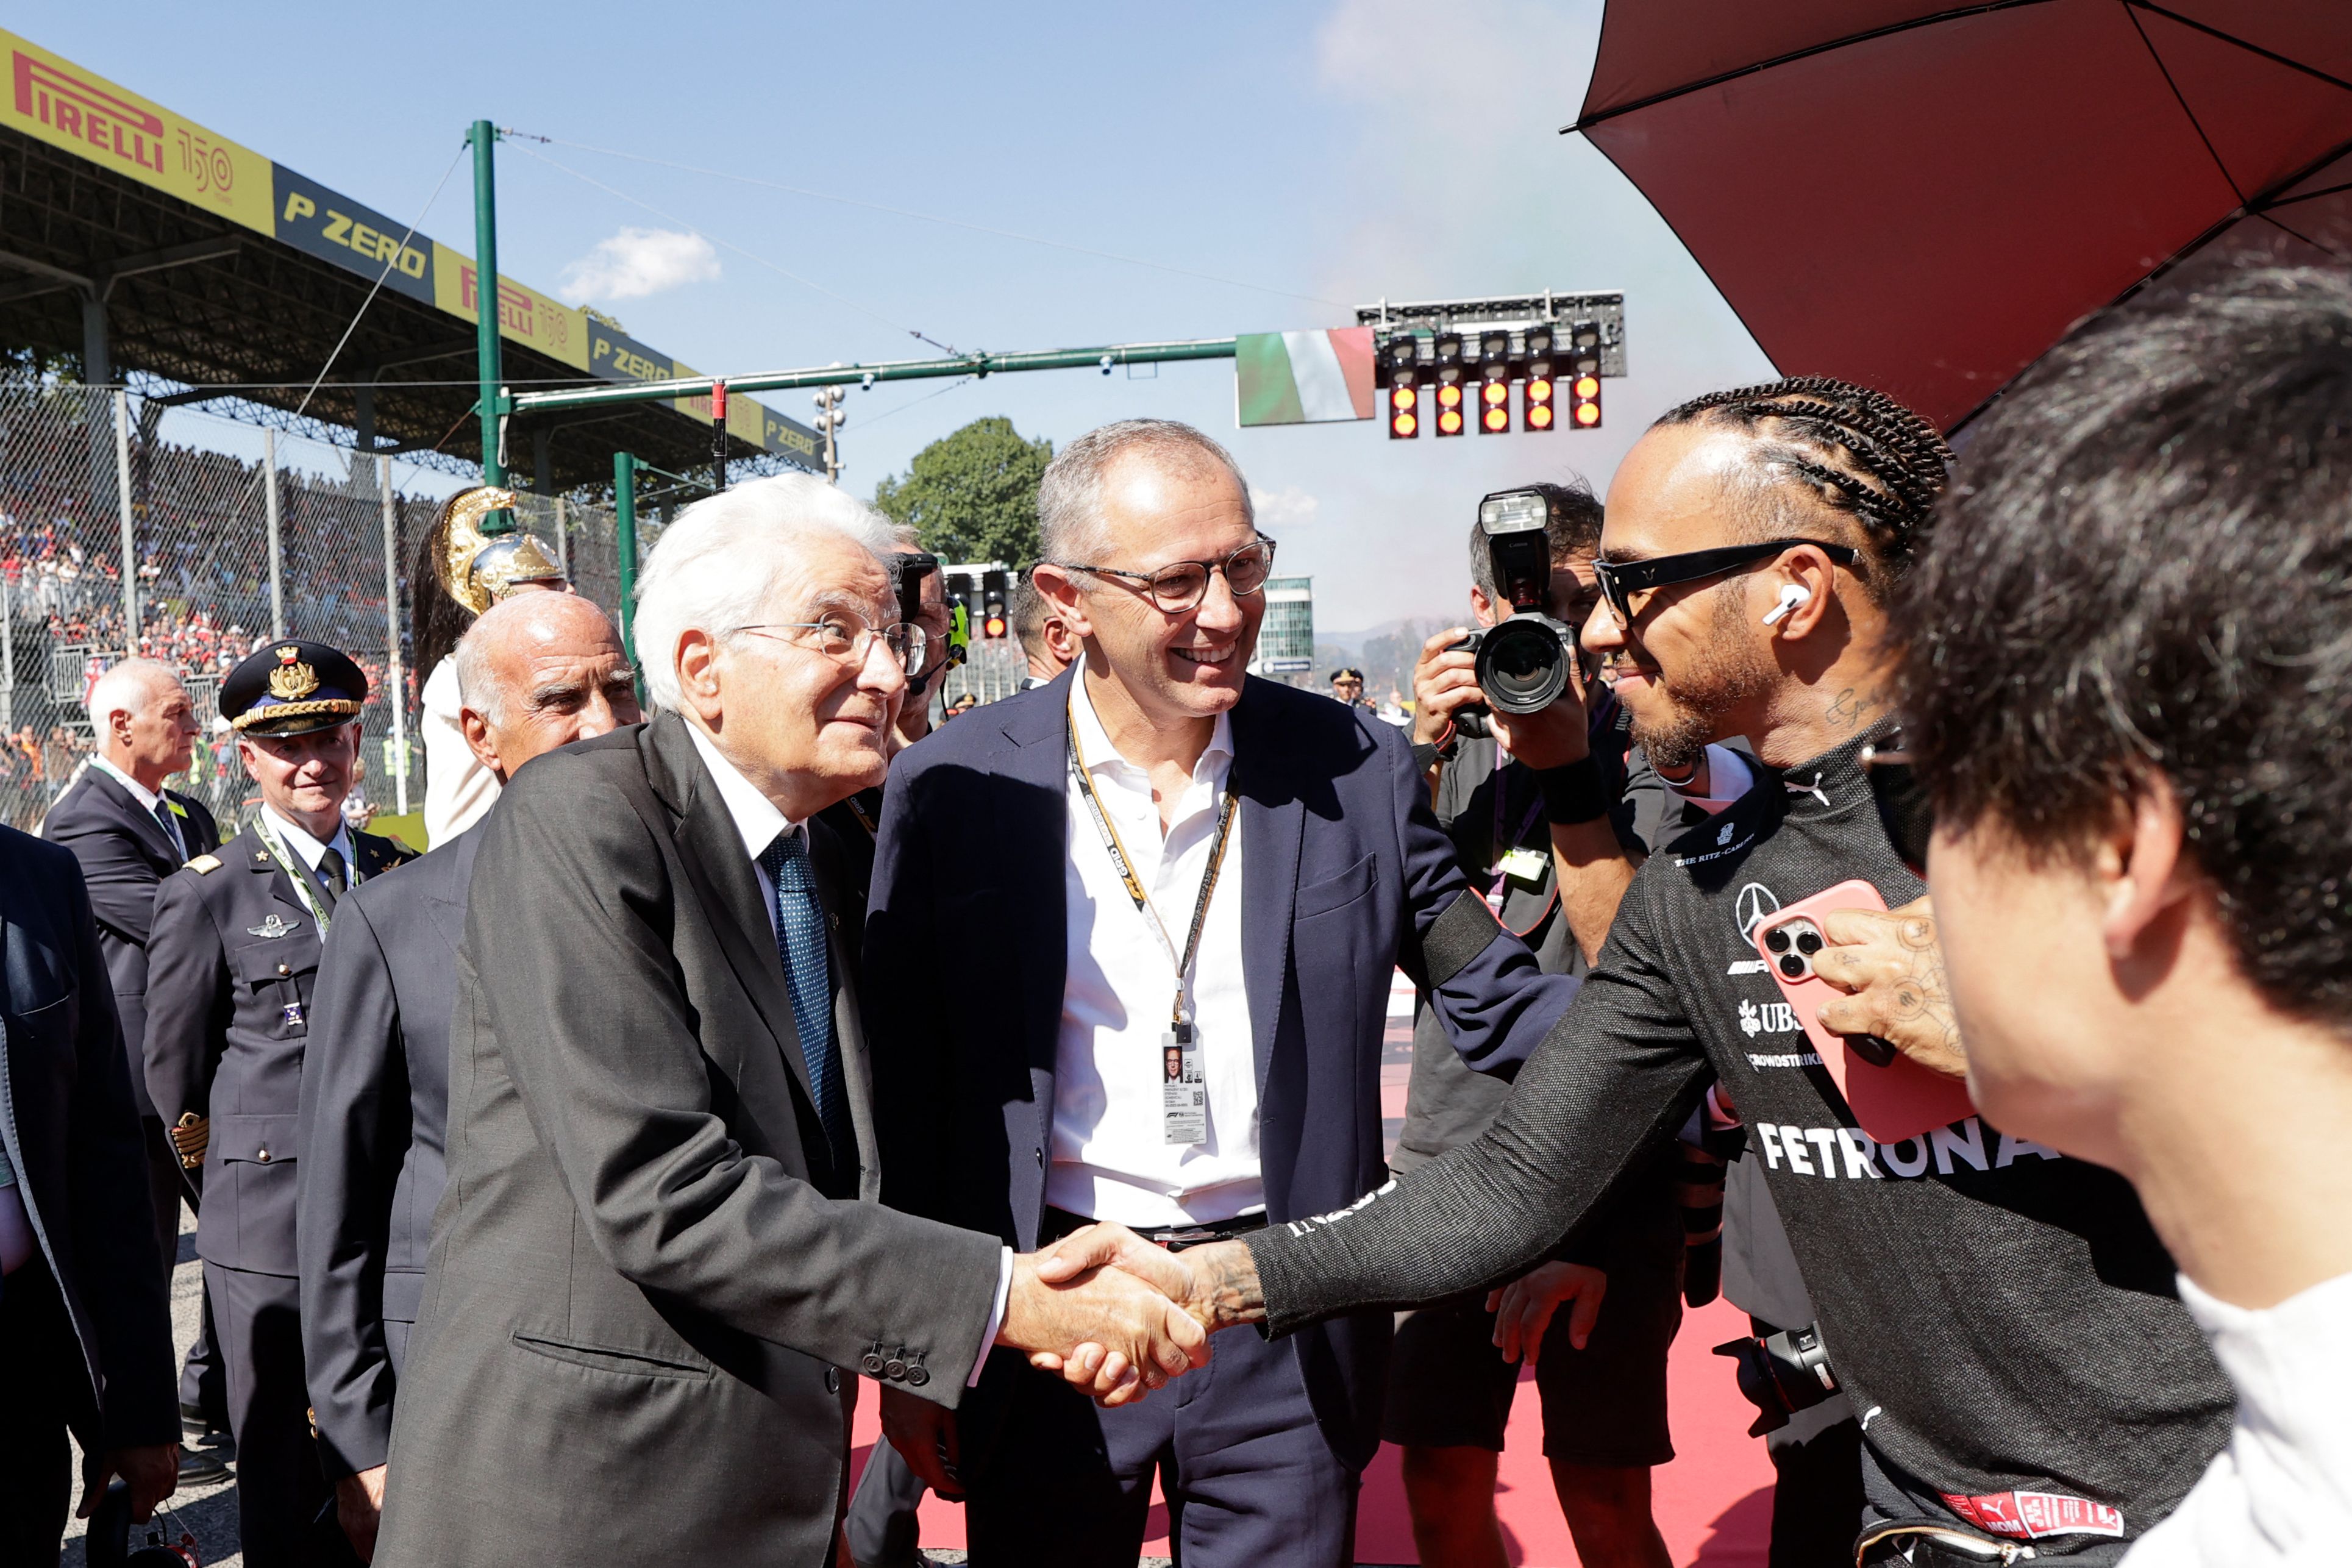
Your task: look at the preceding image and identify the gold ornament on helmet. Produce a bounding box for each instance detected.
[434,485,567,615]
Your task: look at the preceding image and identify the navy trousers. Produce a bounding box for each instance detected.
[966,1325,1358,1568]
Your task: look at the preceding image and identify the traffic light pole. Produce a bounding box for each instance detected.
[469,120,506,493]
[498,338,1239,426]
[613,450,638,668]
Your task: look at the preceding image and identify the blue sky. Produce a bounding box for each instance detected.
[17,1,1774,634]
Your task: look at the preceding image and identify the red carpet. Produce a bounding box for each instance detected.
[845,1292,1773,1565]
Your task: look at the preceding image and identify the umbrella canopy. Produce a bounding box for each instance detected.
[1574,1,2352,429]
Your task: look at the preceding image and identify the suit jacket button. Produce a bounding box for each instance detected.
[905,1365,930,1388]
[860,1352,885,1376]
[257,1149,271,1163]
[883,1358,907,1380]
[277,962,291,975]
[824,1367,840,1393]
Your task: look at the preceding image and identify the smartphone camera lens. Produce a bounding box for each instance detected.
[1778,954,1807,979]
[1764,927,1791,953]
[1796,930,1823,955]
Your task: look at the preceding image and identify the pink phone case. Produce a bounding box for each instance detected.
[1752,878,1975,1145]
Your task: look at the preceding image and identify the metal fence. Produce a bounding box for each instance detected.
[0,380,627,836]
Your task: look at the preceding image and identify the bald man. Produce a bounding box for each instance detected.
[297,594,639,1559]
[42,661,231,1478]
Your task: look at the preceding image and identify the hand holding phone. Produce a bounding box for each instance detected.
[1753,879,1974,1144]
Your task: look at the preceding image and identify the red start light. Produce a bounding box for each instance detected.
[1437,408,1464,435]
[1393,412,1418,437]
[1482,406,1509,432]
[1529,404,1554,429]
[1574,402,1602,426]
[1573,376,1602,400]
[1527,377,1554,403]
[984,615,1008,638]
[1436,383,1463,409]
[1481,382,1508,406]
[1391,387,1416,410]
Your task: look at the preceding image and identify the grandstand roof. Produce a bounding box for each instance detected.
[0,27,821,490]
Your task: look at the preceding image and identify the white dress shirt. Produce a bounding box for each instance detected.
[683,721,1010,1383]
[422,657,501,846]
[2123,1269,2352,1567]
[260,803,358,886]
[1049,676,1261,1228]
[93,754,184,858]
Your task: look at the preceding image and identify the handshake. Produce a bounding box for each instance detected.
[994,1225,1267,1404]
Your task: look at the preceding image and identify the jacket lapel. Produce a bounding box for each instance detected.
[996,672,1077,1155]
[91,768,180,868]
[644,715,815,1107]
[1230,680,1304,1096]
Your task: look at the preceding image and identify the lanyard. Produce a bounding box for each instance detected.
[1066,697,1240,1036]
[253,817,346,936]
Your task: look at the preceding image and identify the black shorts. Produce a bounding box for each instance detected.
[1378,1258,1681,1469]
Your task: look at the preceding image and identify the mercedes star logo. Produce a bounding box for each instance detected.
[1735,882,1783,941]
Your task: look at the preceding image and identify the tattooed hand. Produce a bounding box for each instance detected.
[1813,896,1968,1078]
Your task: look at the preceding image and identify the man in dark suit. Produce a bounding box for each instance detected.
[0,824,180,1562]
[297,592,640,1561]
[864,420,1583,1568]
[41,657,232,1480]
[372,473,1205,1567]
[144,641,421,1568]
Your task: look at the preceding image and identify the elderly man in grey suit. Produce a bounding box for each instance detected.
[296,592,640,1561]
[373,474,1206,1567]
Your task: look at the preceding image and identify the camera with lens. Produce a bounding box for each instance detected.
[1450,487,1578,736]
[1713,1320,1841,1436]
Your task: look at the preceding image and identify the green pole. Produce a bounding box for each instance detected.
[613,450,639,670]
[469,119,508,504]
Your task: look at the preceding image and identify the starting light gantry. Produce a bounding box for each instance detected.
[1362,292,1625,441]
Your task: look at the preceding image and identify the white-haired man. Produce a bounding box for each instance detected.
[373,474,1205,1566]
[42,659,230,1480]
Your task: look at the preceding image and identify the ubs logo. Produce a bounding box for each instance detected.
[1735,882,1782,942]
[1739,999,1800,1037]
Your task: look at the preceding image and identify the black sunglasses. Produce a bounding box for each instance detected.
[1592,538,1858,625]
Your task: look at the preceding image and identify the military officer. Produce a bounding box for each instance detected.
[144,640,418,1568]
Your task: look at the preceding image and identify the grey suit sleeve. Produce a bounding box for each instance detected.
[471,774,1005,1402]
[143,873,227,1133]
[298,895,405,1478]
[59,863,179,1448]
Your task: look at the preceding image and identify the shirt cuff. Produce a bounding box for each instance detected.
[1671,744,1755,814]
[971,1245,1013,1388]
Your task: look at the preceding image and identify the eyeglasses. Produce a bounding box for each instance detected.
[733,615,927,672]
[1054,537,1277,614]
[1592,538,1858,626]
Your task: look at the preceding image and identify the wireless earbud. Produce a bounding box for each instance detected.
[1761,584,1812,627]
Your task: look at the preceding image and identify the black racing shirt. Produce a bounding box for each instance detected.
[1251,721,2233,1558]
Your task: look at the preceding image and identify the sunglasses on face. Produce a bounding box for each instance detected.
[1592,538,1858,627]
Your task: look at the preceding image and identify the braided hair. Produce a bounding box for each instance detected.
[1656,376,1954,592]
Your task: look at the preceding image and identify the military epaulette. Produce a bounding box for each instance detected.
[187,853,223,874]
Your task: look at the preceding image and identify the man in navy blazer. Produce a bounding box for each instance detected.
[865,419,1583,1568]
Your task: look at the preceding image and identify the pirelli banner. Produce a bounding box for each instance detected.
[1,27,819,465]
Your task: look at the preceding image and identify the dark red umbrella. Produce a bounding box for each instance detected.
[1573,1,2352,429]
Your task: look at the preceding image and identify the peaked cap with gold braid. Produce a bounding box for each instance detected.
[221,639,368,736]
[435,485,566,616]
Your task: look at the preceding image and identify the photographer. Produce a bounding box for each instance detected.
[1391,480,1739,1568]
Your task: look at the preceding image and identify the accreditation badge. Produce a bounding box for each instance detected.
[1161,1024,1208,1146]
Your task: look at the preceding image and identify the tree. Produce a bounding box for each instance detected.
[872,416,1053,565]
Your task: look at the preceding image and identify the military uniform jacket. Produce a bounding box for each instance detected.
[143,819,418,1275]
[42,766,219,1120]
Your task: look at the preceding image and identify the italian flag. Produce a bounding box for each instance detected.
[1235,327,1376,426]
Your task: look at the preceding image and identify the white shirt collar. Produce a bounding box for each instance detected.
[259,804,355,871]
[684,721,803,861]
[93,755,165,813]
[1068,672,1235,784]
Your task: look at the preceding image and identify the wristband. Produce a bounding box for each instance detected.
[1409,721,1458,776]
[1531,754,1613,825]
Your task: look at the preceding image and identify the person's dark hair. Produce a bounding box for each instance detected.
[1898,265,2352,1027]
[1656,375,1954,597]
[410,511,476,682]
[1468,477,1604,600]
[1008,574,1050,660]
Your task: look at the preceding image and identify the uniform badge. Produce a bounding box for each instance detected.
[247,914,301,939]
[282,1002,306,1028]
[267,645,320,701]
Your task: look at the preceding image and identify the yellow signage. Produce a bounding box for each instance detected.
[0,28,274,234]
[430,244,591,371]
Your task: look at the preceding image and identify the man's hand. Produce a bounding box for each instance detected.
[1814,896,1967,1077]
[996,1250,1208,1406]
[1028,1225,1268,1387]
[879,1385,963,1500]
[1487,1262,1606,1366]
[79,1443,177,1524]
[1411,629,1484,746]
[335,1464,388,1561]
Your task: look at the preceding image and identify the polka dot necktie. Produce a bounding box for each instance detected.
[758,829,852,1158]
